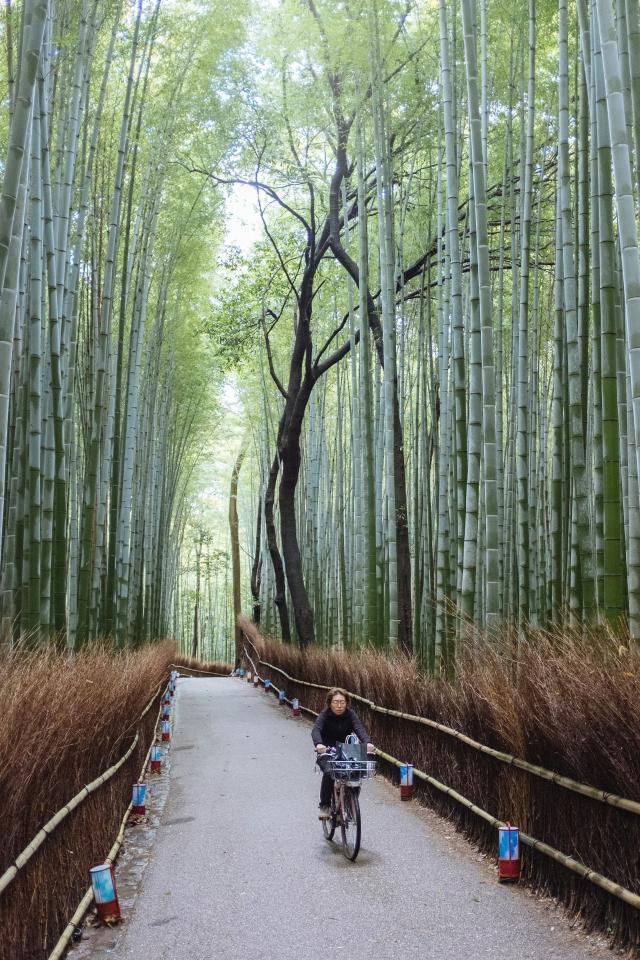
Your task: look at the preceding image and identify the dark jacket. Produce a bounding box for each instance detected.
[311,707,369,748]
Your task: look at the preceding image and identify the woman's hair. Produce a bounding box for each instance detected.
[325,687,350,707]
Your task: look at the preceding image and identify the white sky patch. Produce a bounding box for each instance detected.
[221,374,244,416]
[224,183,263,256]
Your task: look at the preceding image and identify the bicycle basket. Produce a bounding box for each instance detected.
[324,758,377,782]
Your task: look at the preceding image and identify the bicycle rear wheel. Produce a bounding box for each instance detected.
[340,787,361,860]
[322,792,337,841]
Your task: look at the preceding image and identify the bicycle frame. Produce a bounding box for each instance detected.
[318,739,373,861]
[322,773,361,860]
[333,778,347,824]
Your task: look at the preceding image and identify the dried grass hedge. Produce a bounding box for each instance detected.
[240,618,640,952]
[173,654,234,676]
[0,640,174,960]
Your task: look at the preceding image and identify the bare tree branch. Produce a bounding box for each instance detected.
[177,159,312,234]
[314,330,358,379]
[261,310,289,399]
[314,307,354,370]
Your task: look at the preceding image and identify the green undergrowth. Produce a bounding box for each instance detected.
[0,641,174,960]
[239,617,640,954]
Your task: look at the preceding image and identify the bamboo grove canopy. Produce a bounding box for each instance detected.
[0,0,246,647]
[3,0,640,665]
[199,0,640,667]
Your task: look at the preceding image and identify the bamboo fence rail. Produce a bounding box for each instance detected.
[243,641,640,913]
[0,681,164,898]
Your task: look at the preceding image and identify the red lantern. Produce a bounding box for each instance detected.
[498,824,521,881]
[90,863,121,923]
[150,745,162,773]
[400,764,414,800]
[131,783,146,815]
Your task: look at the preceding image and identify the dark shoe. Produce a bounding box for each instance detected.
[318,805,331,820]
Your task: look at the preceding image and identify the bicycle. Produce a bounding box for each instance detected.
[317,736,376,861]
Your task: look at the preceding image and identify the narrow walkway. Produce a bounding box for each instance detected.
[111,678,610,960]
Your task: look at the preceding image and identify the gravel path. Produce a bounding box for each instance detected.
[107,677,612,960]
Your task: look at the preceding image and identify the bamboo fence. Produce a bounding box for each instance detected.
[46,686,167,960]
[242,638,640,912]
[0,681,164,900]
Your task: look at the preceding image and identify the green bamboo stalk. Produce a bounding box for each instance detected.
[370,3,398,648]
[356,116,378,647]
[439,0,467,618]
[596,0,640,638]
[0,0,48,293]
[592,3,625,621]
[77,0,142,644]
[515,0,535,624]
[461,0,499,628]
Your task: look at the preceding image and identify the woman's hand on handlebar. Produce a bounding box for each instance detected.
[316,744,327,754]
[367,743,375,753]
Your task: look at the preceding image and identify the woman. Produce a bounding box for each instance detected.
[311,687,375,819]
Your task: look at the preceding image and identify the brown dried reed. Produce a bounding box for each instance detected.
[173,654,234,677]
[239,617,640,952]
[0,640,174,960]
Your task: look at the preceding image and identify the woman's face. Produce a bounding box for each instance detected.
[329,693,347,716]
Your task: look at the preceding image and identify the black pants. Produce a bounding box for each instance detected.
[316,755,333,806]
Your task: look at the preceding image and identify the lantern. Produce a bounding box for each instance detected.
[131,783,146,815]
[90,864,121,923]
[400,764,414,801]
[150,745,162,773]
[498,823,521,881]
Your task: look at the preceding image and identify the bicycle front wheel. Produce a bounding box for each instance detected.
[340,786,361,861]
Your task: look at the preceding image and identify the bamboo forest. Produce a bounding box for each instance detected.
[2,0,640,670]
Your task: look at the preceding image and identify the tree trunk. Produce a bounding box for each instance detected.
[279,374,315,647]
[229,445,246,666]
[251,495,262,625]
[264,450,291,641]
